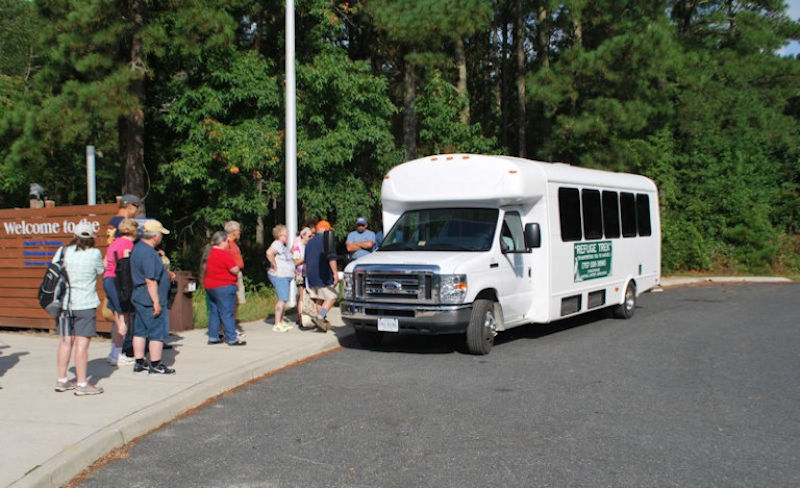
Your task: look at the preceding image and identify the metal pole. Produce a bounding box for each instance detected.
[285,0,298,306]
[285,0,297,240]
[86,145,96,205]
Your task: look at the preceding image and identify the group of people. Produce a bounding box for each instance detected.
[54,198,381,395]
[55,195,175,396]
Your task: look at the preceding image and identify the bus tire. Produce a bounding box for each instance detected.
[354,328,384,348]
[613,281,636,319]
[466,299,497,355]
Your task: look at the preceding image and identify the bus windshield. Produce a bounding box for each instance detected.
[379,208,498,252]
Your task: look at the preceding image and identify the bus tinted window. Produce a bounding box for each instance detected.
[581,189,602,240]
[636,194,652,236]
[620,192,637,237]
[602,190,620,238]
[558,187,582,241]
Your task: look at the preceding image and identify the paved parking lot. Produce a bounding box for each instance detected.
[81,283,800,487]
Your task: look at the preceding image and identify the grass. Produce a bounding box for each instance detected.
[192,286,279,328]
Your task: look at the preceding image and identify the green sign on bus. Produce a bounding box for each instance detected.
[574,240,612,282]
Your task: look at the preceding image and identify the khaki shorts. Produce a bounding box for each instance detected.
[236,272,246,304]
[308,285,337,301]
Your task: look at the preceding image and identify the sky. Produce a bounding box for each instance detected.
[779,0,800,56]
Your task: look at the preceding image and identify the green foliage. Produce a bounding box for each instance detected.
[296,51,401,229]
[1,0,798,278]
[416,71,498,155]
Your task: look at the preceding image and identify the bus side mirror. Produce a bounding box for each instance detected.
[524,223,541,249]
[323,230,336,255]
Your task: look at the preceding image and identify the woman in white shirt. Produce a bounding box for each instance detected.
[266,225,296,331]
[55,222,105,396]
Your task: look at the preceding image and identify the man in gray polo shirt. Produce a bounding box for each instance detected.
[345,216,376,261]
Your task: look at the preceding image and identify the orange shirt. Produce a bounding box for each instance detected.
[227,238,244,269]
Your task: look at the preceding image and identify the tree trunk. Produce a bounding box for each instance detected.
[121,0,146,216]
[537,4,550,69]
[256,179,265,248]
[514,0,526,158]
[455,37,470,125]
[491,5,502,120]
[403,55,417,161]
[500,18,509,149]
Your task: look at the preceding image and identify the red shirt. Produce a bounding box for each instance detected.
[227,238,245,269]
[204,247,238,289]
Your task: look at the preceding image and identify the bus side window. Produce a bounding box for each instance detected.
[620,192,637,237]
[558,187,582,242]
[581,189,602,240]
[602,190,620,238]
[636,194,652,236]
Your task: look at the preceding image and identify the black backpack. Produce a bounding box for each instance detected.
[38,247,70,318]
[114,251,134,312]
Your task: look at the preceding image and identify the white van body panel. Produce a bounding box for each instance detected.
[343,153,660,336]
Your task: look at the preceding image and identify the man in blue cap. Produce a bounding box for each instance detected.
[345,216,376,261]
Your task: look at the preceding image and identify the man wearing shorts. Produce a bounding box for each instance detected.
[304,219,338,332]
[130,220,175,375]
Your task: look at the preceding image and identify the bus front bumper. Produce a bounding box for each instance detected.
[341,301,473,335]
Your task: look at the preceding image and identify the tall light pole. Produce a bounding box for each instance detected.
[285,0,298,306]
[285,0,297,241]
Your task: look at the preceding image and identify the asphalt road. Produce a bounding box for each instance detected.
[80,283,800,487]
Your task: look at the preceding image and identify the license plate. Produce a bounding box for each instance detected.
[377,317,399,332]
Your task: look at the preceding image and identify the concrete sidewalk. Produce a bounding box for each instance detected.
[0,310,351,488]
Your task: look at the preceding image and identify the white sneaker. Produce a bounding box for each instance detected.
[116,354,135,365]
[106,354,118,366]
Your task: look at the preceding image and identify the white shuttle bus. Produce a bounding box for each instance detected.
[341,154,660,355]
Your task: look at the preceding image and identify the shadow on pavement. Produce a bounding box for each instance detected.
[0,344,29,378]
[337,306,631,355]
[79,335,184,385]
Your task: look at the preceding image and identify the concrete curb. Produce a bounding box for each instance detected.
[659,276,793,288]
[9,331,345,488]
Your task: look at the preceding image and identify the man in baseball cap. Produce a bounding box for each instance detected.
[129,218,175,375]
[107,194,142,243]
[346,216,376,261]
[304,218,338,332]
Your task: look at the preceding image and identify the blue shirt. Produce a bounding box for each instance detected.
[130,241,170,306]
[305,235,336,287]
[346,229,376,260]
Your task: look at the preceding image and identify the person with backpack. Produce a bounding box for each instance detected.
[102,218,138,366]
[54,222,105,396]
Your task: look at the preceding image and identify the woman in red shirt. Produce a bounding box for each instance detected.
[203,231,245,345]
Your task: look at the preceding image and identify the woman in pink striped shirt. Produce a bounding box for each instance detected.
[103,218,138,365]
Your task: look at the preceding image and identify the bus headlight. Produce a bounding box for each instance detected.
[439,274,467,304]
[343,272,354,299]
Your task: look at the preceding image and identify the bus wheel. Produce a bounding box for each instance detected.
[354,328,384,348]
[613,281,636,319]
[466,299,497,355]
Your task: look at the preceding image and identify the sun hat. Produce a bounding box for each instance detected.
[142,219,170,235]
[73,221,95,239]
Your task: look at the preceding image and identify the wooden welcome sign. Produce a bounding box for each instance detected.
[0,204,118,331]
